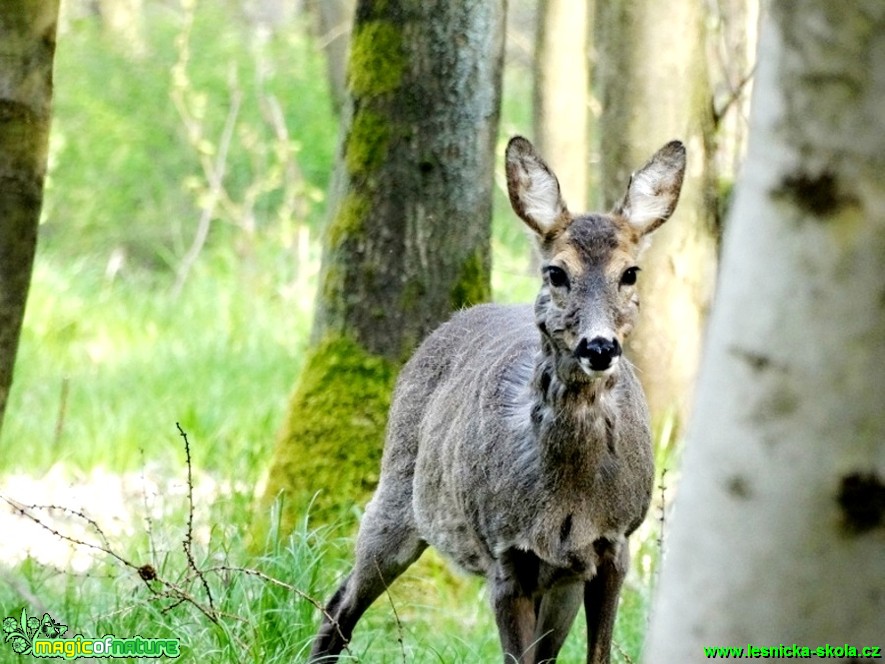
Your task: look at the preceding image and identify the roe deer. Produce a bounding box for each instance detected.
[310,136,686,664]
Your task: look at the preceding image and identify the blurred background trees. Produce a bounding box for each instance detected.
[533,0,591,212]
[596,0,717,431]
[0,0,60,438]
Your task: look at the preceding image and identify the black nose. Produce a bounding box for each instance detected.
[575,336,622,371]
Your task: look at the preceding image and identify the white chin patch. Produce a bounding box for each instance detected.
[578,356,619,378]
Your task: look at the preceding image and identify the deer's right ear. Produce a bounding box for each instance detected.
[506,136,568,238]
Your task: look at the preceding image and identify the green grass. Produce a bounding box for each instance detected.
[1,483,657,663]
[0,251,310,478]
[0,5,665,663]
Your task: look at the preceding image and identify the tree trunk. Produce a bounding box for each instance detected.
[533,0,591,211]
[0,1,60,438]
[305,0,354,114]
[645,4,885,660]
[261,0,505,530]
[595,0,717,429]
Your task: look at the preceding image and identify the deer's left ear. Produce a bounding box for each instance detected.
[614,140,686,236]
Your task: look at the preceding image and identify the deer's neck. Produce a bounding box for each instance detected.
[529,345,620,485]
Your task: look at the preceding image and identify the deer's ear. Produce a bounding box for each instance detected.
[614,140,686,236]
[506,136,568,238]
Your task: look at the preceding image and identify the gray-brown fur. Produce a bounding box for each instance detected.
[310,136,686,664]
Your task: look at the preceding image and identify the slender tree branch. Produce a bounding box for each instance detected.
[172,84,242,297]
[712,65,756,127]
[175,422,215,613]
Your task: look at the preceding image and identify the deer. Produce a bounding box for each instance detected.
[309,135,686,664]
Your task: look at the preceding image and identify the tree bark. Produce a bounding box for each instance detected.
[305,0,354,114]
[0,1,60,438]
[261,0,505,529]
[595,0,717,428]
[645,3,885,660]
[533,0,591,211]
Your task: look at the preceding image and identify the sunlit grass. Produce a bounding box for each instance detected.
[0,483,652,663]
[1,252,311,478]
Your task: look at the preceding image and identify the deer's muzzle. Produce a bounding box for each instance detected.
[575,336,622,373]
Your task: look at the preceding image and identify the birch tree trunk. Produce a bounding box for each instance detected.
[595,0,717,428]
[645,3,885,660]
[0,1,60,438]
[261,0,505,530]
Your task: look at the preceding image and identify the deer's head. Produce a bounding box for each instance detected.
[505,136,686,382]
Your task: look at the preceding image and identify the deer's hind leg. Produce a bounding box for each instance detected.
[310,502,427,661]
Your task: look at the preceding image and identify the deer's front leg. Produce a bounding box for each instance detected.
[490,549,540,664]
[584,539,629,664]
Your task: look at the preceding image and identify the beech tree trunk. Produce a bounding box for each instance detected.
[595,0,717,428]
[645,3,885,660]
[0,2,60,438]
[261,0,505,529]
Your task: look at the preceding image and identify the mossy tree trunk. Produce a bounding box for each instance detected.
[0,1,60,438]
[645,4,885,659]
[262,0,505,530]
[595,0,717,429]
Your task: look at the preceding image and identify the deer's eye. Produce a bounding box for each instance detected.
[620,266,640,286]
[544,265,570,289]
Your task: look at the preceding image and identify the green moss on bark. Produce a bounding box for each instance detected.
[345,109,391,176]
[450,248,491,309]
[348,21,404,97]
[259,336,398,532]
[327,192,369,249]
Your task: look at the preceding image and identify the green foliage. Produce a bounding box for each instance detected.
[259,336,398,533]
[44,3,337,266]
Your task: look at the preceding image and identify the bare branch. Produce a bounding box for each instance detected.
[175,422,215,613]
[172,82,243,297]
[712,65,756,127]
